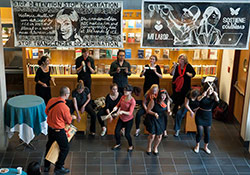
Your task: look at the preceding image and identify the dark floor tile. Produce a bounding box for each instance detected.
[205,165,222,173]
[173,158,188,165]
[131,165,146,173]
[116,165,131,173]
[71,165,86,173]
[100,152,115,157]
[235,165,250,172]
[144,157,159,165]
[216,158,233,165]
[146,165,162,173]
[1,158,13,167]
[101,157,115,164]
[220,165,237,173]
[72,157,86,164]
[161,165,176,173]
[86,165,100,173]
[230,158,248,166]
[175,165,191,173]
[87,157,100,164]
[101,165,115,173]
[187,157,203,165]
[190,165,206,173]
[131,157,144,165]
[202,157,218,165]
[159,158,174,165]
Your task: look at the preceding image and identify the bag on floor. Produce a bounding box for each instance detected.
[212,100,228,122]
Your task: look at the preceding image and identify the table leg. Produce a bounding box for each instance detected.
[16,140,36,150]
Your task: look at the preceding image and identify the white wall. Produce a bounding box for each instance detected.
[219,50,235,103]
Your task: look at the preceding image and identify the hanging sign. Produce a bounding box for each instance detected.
[142,0,250,49]
[11,0,123,48]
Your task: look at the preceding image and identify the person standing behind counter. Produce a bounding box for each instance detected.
[44,86,76,174]
[109,49,131,94]
[35,56,56,104]
[75,48,95,92]
[140,55,162,95]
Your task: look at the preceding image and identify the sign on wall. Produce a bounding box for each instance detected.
[142,0,250,49]
[11,0,123,48]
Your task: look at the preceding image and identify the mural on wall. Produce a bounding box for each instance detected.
[142,1,250,49]
[11,0,123,48]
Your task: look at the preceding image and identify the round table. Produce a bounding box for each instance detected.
[0,168,27,175]
[5,95,48,144]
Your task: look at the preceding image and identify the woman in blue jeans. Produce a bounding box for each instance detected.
[174,89,200,136]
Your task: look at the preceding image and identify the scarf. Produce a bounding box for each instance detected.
[172,64,187,92]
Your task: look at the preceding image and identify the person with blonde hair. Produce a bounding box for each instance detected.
[170,54,196,118]
[144,89,171,155]
[134,84,159,137]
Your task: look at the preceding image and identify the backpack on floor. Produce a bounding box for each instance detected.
[212,100,228,122]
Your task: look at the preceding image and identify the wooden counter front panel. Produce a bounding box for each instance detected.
[26,76,202,100]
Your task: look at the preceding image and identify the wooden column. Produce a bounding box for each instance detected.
[0,11,8,150]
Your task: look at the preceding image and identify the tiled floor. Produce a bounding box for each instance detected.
[1,116,250,175]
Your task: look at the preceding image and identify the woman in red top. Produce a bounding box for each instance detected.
[111,84,136,152]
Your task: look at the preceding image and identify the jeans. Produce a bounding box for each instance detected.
[174,107,188,131]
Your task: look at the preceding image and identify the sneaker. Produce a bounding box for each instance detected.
[134,129,140,137]
[204,148,211,154]
[100,127,107,136]
[174,130,180,137]
[193,146,199,153]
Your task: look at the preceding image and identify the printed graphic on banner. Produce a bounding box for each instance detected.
[142,1,250,49]
[11,0,123,47]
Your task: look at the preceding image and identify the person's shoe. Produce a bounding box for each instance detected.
[204,148,211,154]
[89,132,95,136]
[193,146,199,153]
[54,167,70,174]
[44,166,50,172]
[111,144,121,150]
[127,146,134,152]
[134,129,140,137]
[100,127,107,137]
[174,130,180,137]
[152,151,159,156]
[146,151,151,156]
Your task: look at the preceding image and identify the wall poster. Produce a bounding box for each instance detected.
[11,0,123,48]
[142,0,250,49]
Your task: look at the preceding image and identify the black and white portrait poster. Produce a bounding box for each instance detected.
[142,0,250,49]
[11,0,123,48]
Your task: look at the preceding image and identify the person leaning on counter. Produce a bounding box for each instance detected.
[109,49,131,94]
[75,48,95,92]
[44,86,76,174]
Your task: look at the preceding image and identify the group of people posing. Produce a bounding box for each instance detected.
[35,49,219,174]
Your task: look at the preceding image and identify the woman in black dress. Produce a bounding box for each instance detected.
[140,55,162,95]
[71,80,97,135]
[97,83,122,136]
[35,56,56,104]
[194,82,219,154]
[170,54,196,117]
[145,89,171,155]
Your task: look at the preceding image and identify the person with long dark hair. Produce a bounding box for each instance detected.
[194,82,219,154]
[27,161,41,175]
[144,89,171,155]
[140,55,162,94]
[170,54,196,118]
[35,56,56,104]
[96,83,122,136]
[111,84,138,152]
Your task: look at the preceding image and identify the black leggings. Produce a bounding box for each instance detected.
[196,125,211,144]
[96,107,106,127]
[135,108,146,129]
[115,118,133,146]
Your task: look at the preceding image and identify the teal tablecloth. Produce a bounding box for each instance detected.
[5,95,48,144]
[0,168,27,175]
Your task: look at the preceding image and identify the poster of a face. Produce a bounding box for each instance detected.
[11,0,123,47]
[142,1,250,49]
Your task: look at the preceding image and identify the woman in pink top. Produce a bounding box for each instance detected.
[111,84,136,152]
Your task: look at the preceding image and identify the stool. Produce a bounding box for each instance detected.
[72,111,87,132]
[185,111,197,133]
[107,117,119,135]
